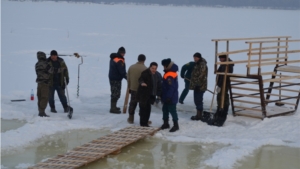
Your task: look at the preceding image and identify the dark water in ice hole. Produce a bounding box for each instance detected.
[1,120,299,169]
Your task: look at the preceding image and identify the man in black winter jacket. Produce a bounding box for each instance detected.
[108,47,127,114]
[47,50,70,113]
[207,54,234,127]
[136,62,162,127]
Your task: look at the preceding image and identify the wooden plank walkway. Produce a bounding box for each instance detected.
[28,126,159,169]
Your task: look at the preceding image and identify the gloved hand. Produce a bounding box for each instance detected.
[165,98,172,104]
[155,96,161,104]
[216,86,221,93]
[61,84,66,90]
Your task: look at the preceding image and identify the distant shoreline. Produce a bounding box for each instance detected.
[9,0,300,10]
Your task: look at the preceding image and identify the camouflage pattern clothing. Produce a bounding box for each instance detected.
[35,51,54,114]
[189,58,208,91]
[47,57,69,87]
[110,80,122,99]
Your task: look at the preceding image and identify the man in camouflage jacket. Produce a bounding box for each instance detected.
[189,52,208,121]
[35,51,55,117]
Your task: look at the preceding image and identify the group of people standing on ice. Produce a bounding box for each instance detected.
[108,46,234,132]
[34,47,234,130]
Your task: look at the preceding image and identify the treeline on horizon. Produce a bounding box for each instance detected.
[16,0,300,9]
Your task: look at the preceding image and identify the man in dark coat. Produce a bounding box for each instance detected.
[189,52,208,121]
[136,62,162,127]
[160,58,179,132]
[208,54,234,126]
[179,61,195,104]
[35,51,56,117]
[47,50,70,113]
[108,47,127,114]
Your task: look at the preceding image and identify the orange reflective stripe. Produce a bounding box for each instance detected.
[163,72,178,79]
[113,58,124,63]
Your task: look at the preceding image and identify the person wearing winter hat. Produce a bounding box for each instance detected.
[108,46,127,114]
[189,52,208,121]
[47,50,70,113]
[207,54,234,127]
[160,58,180,132]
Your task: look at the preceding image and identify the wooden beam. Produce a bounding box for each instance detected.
[248,50,300,55]
[231,86,259,91]
[263,75,300,83]
[265,93,296,98]
[270,88,300,92]
[247,60,300,67]
[230,79,258,84]
[216,46,288,56]
[233,99,261,105]
[216,56,288,65]
[246,39,300,43]
[231,93,261,98]
[234,106,263,112]
[211,36,291,42]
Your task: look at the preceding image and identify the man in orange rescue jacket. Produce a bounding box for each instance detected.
[108,47,127,114]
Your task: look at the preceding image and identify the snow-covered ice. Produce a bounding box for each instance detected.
[1,0,300,169]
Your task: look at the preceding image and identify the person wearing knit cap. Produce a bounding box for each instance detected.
[189,52,208,121]
[160,58,180,132]
[207,54,234,127]
[126,54,147,123]
[108,46,127,114]
[47,50,70,113]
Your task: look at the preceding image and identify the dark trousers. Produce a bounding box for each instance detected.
[179,80,190,102]
[109,80,121,99]
[194,90,205,111]
[162,104,178,121]
[139,100,151,126]
[128,90,138,115]
[217,87,230,108]
[49,84,68,109]
[37,83,49,112]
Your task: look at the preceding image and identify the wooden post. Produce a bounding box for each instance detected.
[285,37,289,65]
[276,38,280,68]
[220,55,229,110]
[210,75,219,112]
[258,76,267,118]
[258,42,262,75]
[214,41,218,74]
[247,43,252,75]
[122,88,130,114]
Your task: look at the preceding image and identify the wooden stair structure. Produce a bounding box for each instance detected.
[28,126,159,169]
[211,36,300,119]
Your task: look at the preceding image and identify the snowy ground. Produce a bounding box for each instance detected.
[1,1,300,169]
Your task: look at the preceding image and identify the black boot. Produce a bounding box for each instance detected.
[39,111,50,117]
[191,110,202,121]
[50,108,57,113]
[110,98,121,114]
[160,119,170,130]
[127,114,134,124]
[169,120,179,132]
[64,106,70,113]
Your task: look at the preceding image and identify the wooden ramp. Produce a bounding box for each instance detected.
[28,126,159,169]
